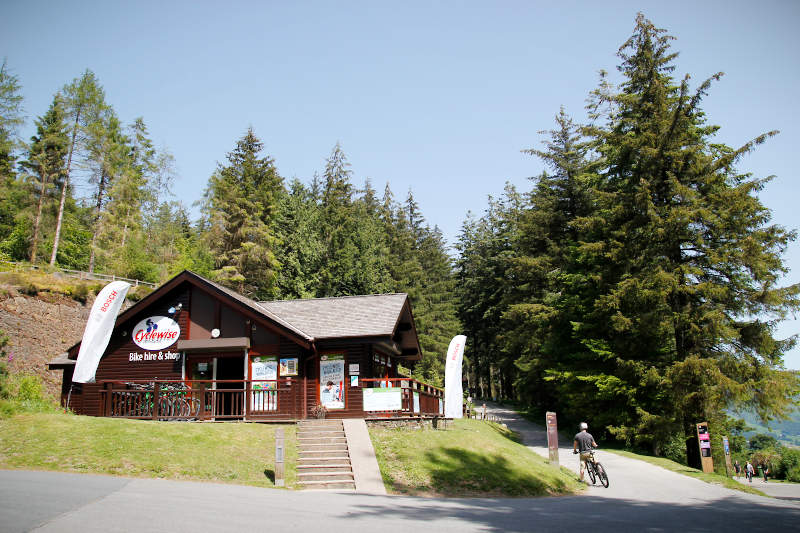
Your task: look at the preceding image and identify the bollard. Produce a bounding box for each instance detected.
[275,427,285,487]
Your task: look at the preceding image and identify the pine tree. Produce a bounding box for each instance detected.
[575,14,800,451]
[455,185,522,398]
[52,70,108,266]
[20,96,69,263]
[203,128,284,298]
[275,178,324,299]
[505,108,595,412]
[0,59,25,248]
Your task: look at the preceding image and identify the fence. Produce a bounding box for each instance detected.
[1,260,157,288]
[99,379,297,421]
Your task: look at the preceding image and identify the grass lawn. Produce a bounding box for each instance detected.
[0,413,295,488]
[607,449,767,497]
[369,418,582,497]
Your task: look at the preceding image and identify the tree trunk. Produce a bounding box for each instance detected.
[88,169,108,274]
[30,166,48,263]
[50,109,81,266]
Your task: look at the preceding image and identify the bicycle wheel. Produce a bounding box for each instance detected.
[596,462,609,488]
[586,460,596,484]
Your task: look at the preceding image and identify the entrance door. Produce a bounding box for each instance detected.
[216,356,244,418]
[186,356,214,419]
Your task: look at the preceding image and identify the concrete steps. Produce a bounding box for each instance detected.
[296,419,355,490]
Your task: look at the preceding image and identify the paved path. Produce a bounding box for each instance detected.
[733,476,800,502]
[2,406,800,532]
[483,403,800,507]
[2,468,798,533]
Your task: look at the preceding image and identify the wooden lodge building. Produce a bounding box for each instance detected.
[48,270,444,421]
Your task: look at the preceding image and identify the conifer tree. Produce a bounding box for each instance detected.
[0,59,25,247]
[203,128,283,298]
[575,14,799,451]
[52,70,108,266]
[505,108,595,411]
[20,96,69,263]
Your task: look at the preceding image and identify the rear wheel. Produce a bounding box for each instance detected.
[596,462,609,488]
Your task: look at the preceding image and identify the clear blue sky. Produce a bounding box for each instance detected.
[4,1,800,367]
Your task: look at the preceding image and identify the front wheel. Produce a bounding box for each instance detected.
[586,460,596,484]
[596,462,609,488]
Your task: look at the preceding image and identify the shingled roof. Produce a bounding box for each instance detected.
[258,294,409,340]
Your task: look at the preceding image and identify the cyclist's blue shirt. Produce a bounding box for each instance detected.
[574,431,595,452]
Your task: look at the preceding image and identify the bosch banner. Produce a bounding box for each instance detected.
[72,281,131,383]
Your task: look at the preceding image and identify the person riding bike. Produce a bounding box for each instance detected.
[573,422,598,483]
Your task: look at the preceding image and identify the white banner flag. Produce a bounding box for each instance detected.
[72,281,131,383]
[444,335,466,419]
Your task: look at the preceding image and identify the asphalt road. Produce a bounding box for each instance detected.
[2,406,799,532]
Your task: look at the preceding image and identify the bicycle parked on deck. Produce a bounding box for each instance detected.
[574,448,609,488]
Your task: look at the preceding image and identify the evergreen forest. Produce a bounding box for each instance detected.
[1,14,797,462]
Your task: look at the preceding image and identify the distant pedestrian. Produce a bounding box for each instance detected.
[762,463,769,483]
[746,461,754,482]
[733,460,741,478]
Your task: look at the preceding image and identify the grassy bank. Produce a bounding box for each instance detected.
[607,449,767,496]
[0,413,295,488]
[369,418,582,497]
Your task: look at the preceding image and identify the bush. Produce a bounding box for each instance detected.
[662,432,688,465]
[0,370,58,417]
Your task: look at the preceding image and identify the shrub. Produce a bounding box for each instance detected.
[661,432,688,465]
[0,370,58,417]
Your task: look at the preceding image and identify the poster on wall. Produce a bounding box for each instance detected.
[279,358,298,376]
[320,354,345,409]
[413,392,420,413]
[251,356,278,411]
[363,387,402,411]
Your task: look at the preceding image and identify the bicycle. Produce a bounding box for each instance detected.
[574,448,609,488]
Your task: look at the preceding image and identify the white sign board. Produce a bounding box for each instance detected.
[363,388,403,411]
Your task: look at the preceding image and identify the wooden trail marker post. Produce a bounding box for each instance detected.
[696,422,714,474]
[546,411,559,466]
[275,427,285,487]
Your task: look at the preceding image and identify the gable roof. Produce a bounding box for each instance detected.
[57,271,421,362]
[258,294,409,340]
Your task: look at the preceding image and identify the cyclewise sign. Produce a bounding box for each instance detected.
[132,315,180,351]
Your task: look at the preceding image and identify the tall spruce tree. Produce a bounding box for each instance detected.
[574,14,800,452]
[203,128,283,298]
[505,108,595,412]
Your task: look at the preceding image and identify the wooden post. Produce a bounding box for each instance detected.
[696,422,714,474]
[104,382,113,417]
[198,382,206,421]
[546,411,559,467]
[303,376,307,420]
[152,381,160,421]
[245,379,251,421]
[275,427,285,487]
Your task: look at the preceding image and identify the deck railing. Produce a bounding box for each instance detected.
[359,378,444,417]
[98,377,445,420]
[98,379,296,421]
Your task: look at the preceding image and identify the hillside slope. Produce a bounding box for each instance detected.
[0,272,144,400]
[0,286,89,399]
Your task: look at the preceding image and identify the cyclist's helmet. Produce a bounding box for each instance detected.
[579,422,588,430]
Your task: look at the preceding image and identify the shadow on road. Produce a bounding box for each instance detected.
[343,491,800,532]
